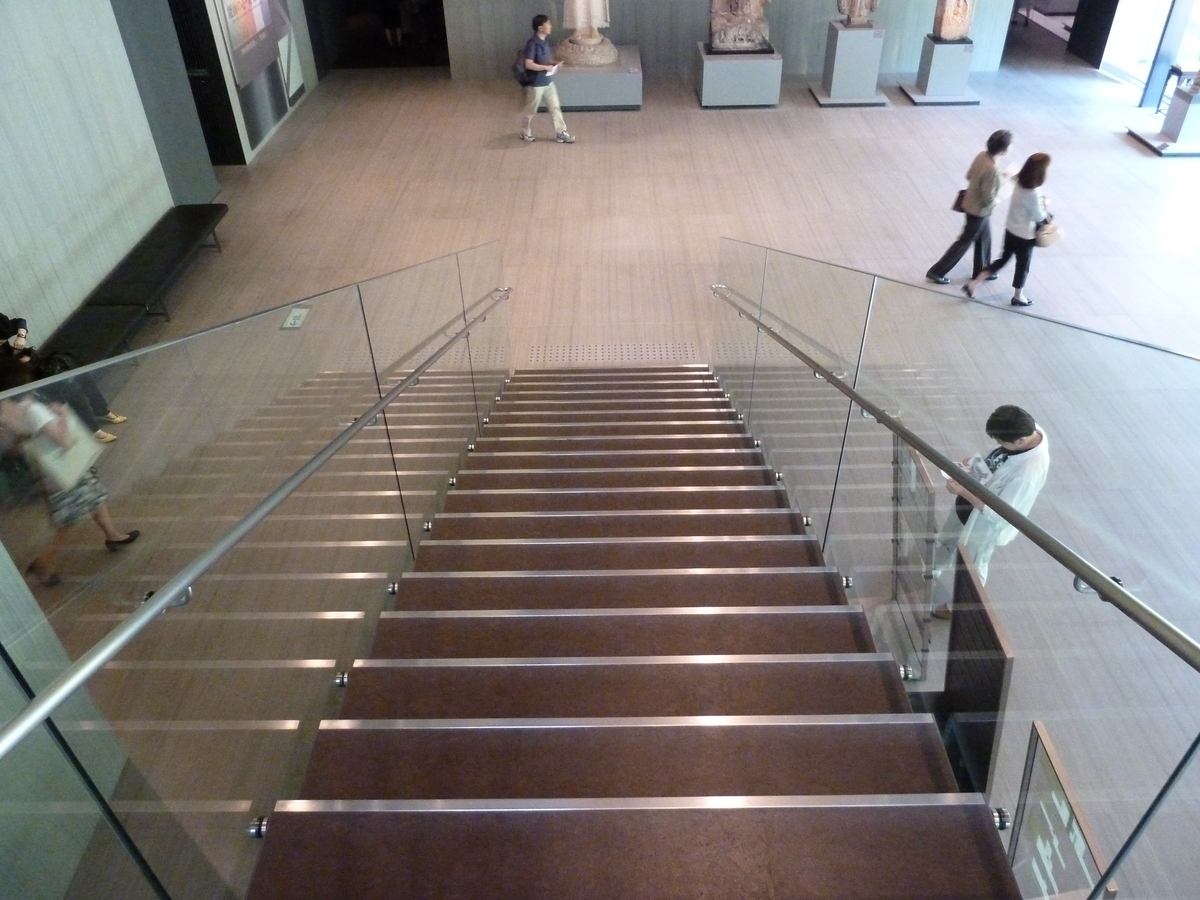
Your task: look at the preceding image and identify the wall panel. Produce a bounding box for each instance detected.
[445,0,1012,80]
[0,0,173,339]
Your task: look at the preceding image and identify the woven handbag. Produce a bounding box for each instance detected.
[1034,221,1062,248]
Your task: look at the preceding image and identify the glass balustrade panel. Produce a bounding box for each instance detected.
[840,275,1200,898]
[0,250,508,899]
[717,238,769,319]
[0,666,161,900]
[759,248,874,384]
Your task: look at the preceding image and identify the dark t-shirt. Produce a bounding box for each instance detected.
[955,445,1029,524]
[524,35,553,87]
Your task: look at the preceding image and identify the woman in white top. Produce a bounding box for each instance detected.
[963,152,1051,307]
[0,358,138,586]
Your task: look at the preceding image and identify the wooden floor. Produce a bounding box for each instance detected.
[145,22,1200,365]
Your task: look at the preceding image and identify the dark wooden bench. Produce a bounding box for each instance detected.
[42,203,227,366]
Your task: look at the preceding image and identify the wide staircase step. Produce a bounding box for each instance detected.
[427,508,806,538]
[411,534,824,571]
[252,802,1014,900]
[393,568,847,609]
[301,716,956,798]
[371,607,873,657]
[443,484,790,512]
[246,365,1020,900]
[340,655,908,719]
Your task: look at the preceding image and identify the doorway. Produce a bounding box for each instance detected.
[303,0,449,73]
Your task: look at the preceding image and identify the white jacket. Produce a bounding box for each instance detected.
[1005,186,1049,240]
[960,427,1050,575]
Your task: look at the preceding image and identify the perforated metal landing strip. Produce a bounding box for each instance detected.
[523,344,702,366]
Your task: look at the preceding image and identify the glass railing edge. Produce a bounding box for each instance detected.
[0,287,511,762]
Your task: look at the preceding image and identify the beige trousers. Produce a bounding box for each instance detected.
[522,83,567,136]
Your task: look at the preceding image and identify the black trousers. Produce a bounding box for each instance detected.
[983,230,1035,290]
[928,213,992,279]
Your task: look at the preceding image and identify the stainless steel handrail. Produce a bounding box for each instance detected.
[0,287,510,761]
[712,283,1200,675]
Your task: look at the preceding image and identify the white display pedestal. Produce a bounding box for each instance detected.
[694,42,783,107]
[550,45,642,111]
[901,36,979,106]
[1126,87,1200,157]
[811,20,887,107]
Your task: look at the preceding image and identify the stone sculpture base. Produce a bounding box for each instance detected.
[1126,87,1200,157]
[695,42,782,108]
[557,34,619,67]
[545,45,642,110]
[900,36,980,106]
[811,20,887,107]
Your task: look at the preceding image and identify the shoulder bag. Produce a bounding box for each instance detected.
[22,406,104,492]
[1034,221,1062,248]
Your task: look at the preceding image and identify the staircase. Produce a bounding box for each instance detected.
[246,365,1020,899]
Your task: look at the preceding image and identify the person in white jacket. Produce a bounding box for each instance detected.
[930,404,1050,618]
[963,153,1052,307]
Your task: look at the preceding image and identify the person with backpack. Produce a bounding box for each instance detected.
[518,14,575,144]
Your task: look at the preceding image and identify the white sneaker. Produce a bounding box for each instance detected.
[520,132,535,143]
[555,132,576,144]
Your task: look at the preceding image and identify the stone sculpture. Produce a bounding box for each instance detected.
[932,0,974,41]
[710,0,773,53]
[558,0,619,66]
[837,0,879,27]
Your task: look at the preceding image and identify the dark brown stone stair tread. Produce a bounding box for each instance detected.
[461,449,763,470]
[443,486,789,512]
[494,390,727,402]
[411,535,824,572]
[452,467,776,490]
[247,804,1020,900]
[472,435,756,451]
[371,609,871,657]
[395,569,845,609]
[481,422,745,438]
[339,658,908,719]
[484,410,740,424]
[301,720,955,799]
[427,509,805,538]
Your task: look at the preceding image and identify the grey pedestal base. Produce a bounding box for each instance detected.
[1126,88,1200,157]
[900,36,979,106]
[695,42,783,107]
[551,46,643,111]
[811,21,887,108]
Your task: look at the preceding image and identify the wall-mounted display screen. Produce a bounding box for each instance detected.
[219,0,291,88]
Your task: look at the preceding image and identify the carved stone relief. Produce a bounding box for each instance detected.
[932,0,974,41]
[837,0,879,28]
[710,0,773,53]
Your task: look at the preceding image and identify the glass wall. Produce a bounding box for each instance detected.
[713,237,1200,899]
[0,244,508,898]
